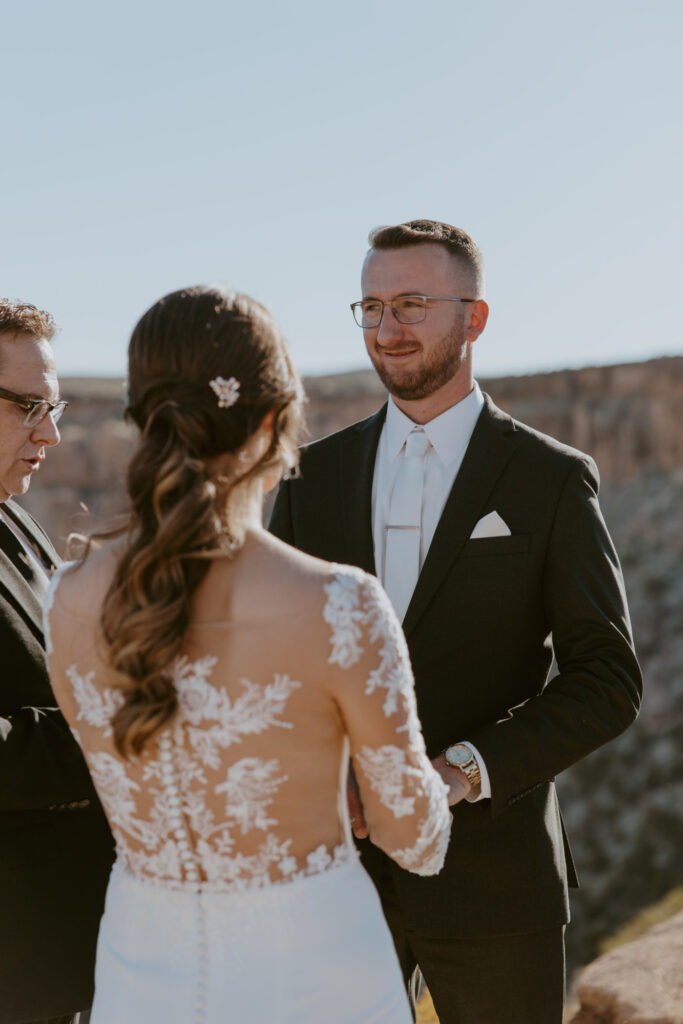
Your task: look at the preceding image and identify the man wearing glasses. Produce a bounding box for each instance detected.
[0,299,113,1024]
[271,221,641,1022]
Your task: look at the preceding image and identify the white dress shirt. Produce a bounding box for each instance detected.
[371,383,492,800]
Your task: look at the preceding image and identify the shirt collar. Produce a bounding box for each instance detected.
[385,382,485,465]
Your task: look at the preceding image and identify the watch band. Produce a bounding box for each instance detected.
[444,743,482,789]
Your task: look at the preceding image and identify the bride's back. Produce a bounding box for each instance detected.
[45,530,448,891]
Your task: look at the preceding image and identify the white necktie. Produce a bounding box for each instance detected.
[383,428,431,622]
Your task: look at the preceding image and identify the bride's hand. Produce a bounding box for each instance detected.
[431,753,472,805]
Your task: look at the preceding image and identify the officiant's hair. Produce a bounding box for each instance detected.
[368,220,485,297]
[100,285,304,757]
[0,299,56,369]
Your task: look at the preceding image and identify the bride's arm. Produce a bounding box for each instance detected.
[324,569,452,876]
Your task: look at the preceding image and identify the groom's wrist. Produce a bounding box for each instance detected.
[443,743,482,789]
[444,741,491,802]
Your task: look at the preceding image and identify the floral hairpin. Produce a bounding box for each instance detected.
[209,376,240,409]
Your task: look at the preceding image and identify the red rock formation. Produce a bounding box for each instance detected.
[22,354,683,548]
[569,910,683,1023]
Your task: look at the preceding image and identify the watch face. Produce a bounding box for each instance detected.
[446,744,472,766]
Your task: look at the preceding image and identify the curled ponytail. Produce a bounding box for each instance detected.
[98,287,304,757]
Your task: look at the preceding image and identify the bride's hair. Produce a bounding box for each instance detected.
[101,285,304,758]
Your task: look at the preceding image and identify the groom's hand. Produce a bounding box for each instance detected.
[432,753,472,805]
[347,765,368,839]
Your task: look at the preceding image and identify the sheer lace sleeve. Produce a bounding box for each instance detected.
[324,567,451,876]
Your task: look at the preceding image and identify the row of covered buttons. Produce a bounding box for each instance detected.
[158,733,208,1021]
[159,733,200,885]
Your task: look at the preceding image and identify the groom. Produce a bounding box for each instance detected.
[270,220,642,1023]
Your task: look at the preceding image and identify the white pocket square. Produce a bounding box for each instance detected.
[469,511,511,539]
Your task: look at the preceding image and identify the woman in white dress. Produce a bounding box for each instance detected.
[43,286,451,1024]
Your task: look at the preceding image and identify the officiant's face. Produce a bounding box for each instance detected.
[360,242,477,403]
[0,334,61,502]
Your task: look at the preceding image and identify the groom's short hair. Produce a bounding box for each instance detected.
[368,220,485,296]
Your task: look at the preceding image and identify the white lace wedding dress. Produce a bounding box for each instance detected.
[44,539,451,1024]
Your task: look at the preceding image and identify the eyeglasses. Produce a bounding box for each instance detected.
[350,295,473,329]
[0,385,68,428]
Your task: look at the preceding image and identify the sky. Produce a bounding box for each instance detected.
[2,0,681,380]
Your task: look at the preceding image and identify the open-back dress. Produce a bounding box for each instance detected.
[44,544,451,1024]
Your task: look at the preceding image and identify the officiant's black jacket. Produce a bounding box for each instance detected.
[270,395,642,937]
[0,499,114,1024]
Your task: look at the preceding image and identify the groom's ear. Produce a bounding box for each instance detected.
[465,301,489,344]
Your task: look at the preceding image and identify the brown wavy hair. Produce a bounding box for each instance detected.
[100,286,304,757]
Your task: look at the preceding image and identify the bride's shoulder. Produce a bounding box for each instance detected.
[47,538,122,617]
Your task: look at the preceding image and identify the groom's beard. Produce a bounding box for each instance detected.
[368,320,468,402]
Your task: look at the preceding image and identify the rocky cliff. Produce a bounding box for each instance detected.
[18,354,683,972]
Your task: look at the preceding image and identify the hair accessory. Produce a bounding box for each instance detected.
[209,376,240,409]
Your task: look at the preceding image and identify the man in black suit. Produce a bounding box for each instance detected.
[270,221,641,1023]
[0,300,114,1024]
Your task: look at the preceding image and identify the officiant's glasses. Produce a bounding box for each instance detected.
[350,295,473,328]
[0,385,68,428]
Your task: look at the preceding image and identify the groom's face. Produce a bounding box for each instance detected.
[360,243,475,403]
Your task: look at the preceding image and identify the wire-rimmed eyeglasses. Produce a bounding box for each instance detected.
[350,295,474,329]
[0,385,68,428]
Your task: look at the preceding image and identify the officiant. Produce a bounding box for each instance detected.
[0,299,113,1024]
[270,219,642,1023]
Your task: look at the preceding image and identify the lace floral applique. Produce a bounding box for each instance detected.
[390,769,452,877]
[215,757,287,833]
[324,568,419,731]
[282,843,352,884]
[65,652,353,891]
[323,571,366,668]
[86,751,158,847]
[67,665,123,736]
[354,745,420,818]
[175,659,301,768]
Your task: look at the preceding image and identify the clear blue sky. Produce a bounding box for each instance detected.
[2,0,681,379]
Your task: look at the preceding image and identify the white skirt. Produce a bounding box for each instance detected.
[91,858,412,1024]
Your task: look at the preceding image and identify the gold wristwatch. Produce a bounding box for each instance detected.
[443,743,481,789]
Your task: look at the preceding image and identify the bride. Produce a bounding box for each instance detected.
[43,286,451,1023]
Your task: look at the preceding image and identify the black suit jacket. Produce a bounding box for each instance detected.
[270,395,642,938]
[0,499,114,1023]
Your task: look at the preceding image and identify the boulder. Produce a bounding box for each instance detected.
[569,910,683,1023]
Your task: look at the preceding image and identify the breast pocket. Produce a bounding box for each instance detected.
[460,534,530,557]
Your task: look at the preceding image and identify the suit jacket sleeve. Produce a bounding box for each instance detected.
[467,456,642,814]
[0,704,98,811]
[0,599,101,812]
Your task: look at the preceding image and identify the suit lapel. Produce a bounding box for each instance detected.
[0,535,46,640]
[0,500,59,641]
[339,405,387,575]
[3,500,60,571]
[402,396,518,638]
